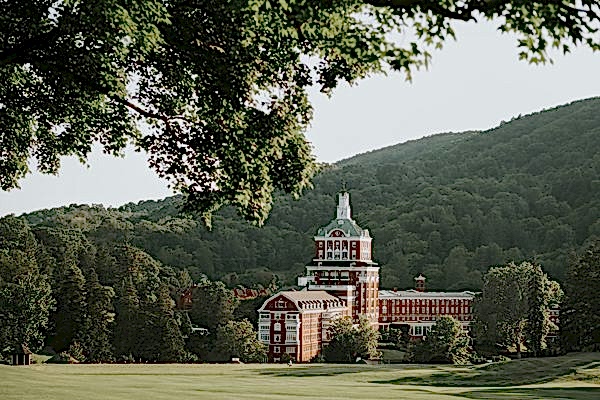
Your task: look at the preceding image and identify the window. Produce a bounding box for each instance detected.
[414,326,423,336]
[286,332,297,342]
[259,324,269,331]
[260,333,269,342]
[274,346,280,353]
[274,334,281,342]
[259,313,269,320]
[274,322,281,332]
[286,347,296,354]
[276,300,286,308]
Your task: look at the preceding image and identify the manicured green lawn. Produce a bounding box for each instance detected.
[1,353,599,400]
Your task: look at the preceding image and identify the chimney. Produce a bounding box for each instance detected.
[415,274,426,292]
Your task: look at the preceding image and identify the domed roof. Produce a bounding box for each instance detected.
[315,192,370,238]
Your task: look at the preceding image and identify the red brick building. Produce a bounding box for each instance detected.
[297,192,379,327]
[257,291,348,362]
[378,275,475,338]
[259,192,477,361]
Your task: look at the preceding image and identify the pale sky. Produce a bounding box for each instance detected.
[1,20,600,216]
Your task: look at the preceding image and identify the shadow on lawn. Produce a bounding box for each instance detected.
[256,365,376,377]
[373,354,600,387]
[454,387,600,400]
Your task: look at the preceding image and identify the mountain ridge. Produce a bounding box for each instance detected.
[18,96,600,291]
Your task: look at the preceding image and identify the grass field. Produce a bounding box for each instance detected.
[1,352,599,399]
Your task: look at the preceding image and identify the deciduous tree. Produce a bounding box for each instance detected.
[0,273,54,356]
[412,316,470,364]
[1,1,598,223]
[473,261,560,357]
[189,280,237,332]
[323,316,379,362]
[215,319,266,363]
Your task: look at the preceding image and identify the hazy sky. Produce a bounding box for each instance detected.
[1,20,599,216]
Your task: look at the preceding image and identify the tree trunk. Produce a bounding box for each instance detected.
[515,328,522,358]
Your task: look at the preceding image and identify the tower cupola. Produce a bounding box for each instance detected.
[336,192,351,220]
[415,274,426,292]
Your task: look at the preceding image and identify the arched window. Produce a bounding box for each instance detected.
[274,322,281,332]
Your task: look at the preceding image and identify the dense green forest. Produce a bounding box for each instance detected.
[17,97,600,291]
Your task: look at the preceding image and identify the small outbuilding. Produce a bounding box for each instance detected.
[11,344,32,366]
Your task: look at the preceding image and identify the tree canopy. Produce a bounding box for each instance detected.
[412,315,470,364]
[2,0,598,224]
[561,239,600,352]
[473,261,561,357]
[19,97,600,290]
[323,316,380,362]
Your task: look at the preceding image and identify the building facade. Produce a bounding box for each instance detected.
[298,192,379,327]
[379,275,475,338]
[259,192,476,361]
[257,291,349,362]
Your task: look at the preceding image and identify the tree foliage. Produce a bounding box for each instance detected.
[215,319,266,363]
[473,261,561,357]
[412,316,470,364]
[49,261,87,352]
[0,273,54,356]
[561,240,600,351]
[79,269,115,363]
[19,97,600,290]
[2,1,598,224]
[189,280,238,332]
[0,215,267,362]
[323,316,379,362]
[0,216,55,356]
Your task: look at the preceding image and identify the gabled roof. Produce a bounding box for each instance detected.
[258,290,347,312]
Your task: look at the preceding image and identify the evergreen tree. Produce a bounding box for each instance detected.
[113,275,141,361]
[49,262,87,352]
[0,216,39,281]
[80,269,115,362]
[561,240,600,351]
[148,284,186,362]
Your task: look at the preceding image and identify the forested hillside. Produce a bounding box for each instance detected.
[20,97,600,291]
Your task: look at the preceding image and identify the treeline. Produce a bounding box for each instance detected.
[20,97,600,291]
[0,216,266,363]
[382,243,599,363]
